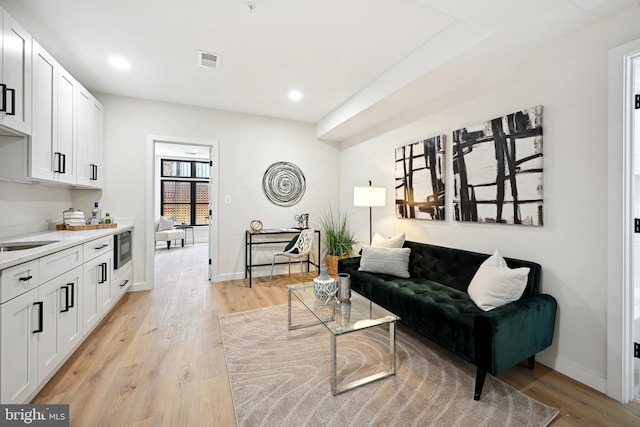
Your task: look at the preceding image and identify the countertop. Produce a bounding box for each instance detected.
[0,222,134,270]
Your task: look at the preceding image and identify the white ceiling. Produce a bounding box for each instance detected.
[0,0,634,142]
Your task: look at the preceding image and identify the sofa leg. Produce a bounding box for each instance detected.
[528,355,536,370]
[181,238,184,247]
[474,368,486,401]
[167,241,171,250]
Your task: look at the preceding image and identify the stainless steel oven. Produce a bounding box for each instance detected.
[114,230,132,269]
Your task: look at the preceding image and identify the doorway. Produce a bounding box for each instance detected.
[609,37,640,404]
[633,55,640,402]
[147,136,219,284]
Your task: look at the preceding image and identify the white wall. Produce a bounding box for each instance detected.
[93,94,340,287]
[338,6,640,395]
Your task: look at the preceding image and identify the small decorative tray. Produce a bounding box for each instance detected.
[56,223,117,231]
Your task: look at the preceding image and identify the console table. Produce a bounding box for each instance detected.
[245,229,321,288]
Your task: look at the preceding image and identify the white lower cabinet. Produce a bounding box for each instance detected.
[37,266,82,384]
[112,263,132,303]
[83,252,112,334]
[0,230,132,404]
[0,287,38,404]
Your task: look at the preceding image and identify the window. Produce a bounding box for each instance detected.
[161,159,210,226]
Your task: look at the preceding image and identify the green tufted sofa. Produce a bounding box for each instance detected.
[338,240,557,400]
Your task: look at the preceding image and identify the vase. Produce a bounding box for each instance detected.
[325,253,347,277]
[313,266,337,300]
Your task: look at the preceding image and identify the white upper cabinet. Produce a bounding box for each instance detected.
[55,67,76,184]
[30,41,55,181]
[76,85,103,188]
[0,9,102,187]
[0,10,31,135]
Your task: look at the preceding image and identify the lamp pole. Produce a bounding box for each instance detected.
[367,180,373,245]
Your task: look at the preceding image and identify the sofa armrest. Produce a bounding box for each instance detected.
[338,256,361,272]
[474,294,557,375]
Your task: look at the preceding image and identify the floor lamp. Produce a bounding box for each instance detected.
[354,181,386,245]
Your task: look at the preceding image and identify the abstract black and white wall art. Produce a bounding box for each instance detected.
[395,135,445,220]
[262,161,306,207]
[452,106,543,226]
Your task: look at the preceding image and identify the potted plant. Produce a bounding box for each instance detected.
[319,205,357,277]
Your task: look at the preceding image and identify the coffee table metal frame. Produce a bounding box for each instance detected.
[287,283,399,395]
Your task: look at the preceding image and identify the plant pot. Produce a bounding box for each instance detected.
[326,254,347,278]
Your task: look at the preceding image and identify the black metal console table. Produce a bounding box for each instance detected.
[245,229,321,288]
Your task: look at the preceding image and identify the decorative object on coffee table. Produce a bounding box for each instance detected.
[313,266,337,301]
[319,205,357,277]
[395,135,445,220]
[262,161,306,207]
[336,273,351,302]
[249,220,263,232]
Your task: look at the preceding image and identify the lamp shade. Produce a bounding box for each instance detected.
[354,186,386,207]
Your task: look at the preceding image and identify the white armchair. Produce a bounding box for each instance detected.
[155,217,185,249]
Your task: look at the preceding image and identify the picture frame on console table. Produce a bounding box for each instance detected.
[395,135,445,220]
[452,105,544,226]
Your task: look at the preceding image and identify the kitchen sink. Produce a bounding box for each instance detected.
[0,240,59,252]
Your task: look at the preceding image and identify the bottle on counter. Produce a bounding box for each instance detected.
[103,213,112,224]
[91,202,101,225]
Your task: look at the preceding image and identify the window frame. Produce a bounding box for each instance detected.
[160,158,210,226]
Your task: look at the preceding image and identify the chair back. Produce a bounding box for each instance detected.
[293,229,315,255]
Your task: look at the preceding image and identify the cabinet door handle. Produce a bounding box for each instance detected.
[119,279,129,288]
[95,243,109,250]
[5,88,15,116]
[18,275,33,282]
[91,164,97,181]
[68,282,75,308]
[54,152,62,173]
[99,262,108,283]
[0,83,6,112]
[60,286,70,313]
[33,301,44,333]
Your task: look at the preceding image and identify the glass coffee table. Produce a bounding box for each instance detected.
[287,283,400,395]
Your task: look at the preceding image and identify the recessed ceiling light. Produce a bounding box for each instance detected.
[288,90,303,101]
[108,56,130,70]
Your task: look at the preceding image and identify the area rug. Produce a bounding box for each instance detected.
[219,303,558,427]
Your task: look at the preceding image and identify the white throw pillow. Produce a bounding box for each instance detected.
[468,250,530,311]
[358,246,411,278]
[158,216,174,231]
[371,232,406,248]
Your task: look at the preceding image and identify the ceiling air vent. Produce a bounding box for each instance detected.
[198,51,220,69]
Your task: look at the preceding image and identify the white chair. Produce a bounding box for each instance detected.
[155,217,186,249]
[269,228,315,285]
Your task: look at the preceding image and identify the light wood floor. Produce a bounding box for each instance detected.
[33,244,640,426]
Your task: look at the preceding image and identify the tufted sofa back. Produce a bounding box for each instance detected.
[402,241,542,298]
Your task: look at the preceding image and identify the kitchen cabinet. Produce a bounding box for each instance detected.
[37,266,82,384]
[0,288,38,404]
[0,228,132,404]
[30,41,55,181]
[54,67,76,184]
[30,40,76,184]
[112,262,132,304]
[0,13,103,187]
[76,85,103,188]
[82,236,113,334]
[0,9,31,135]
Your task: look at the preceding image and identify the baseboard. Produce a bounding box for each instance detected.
[212,272,246,282]
[130,281,151,291]
[537,352,607,394]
